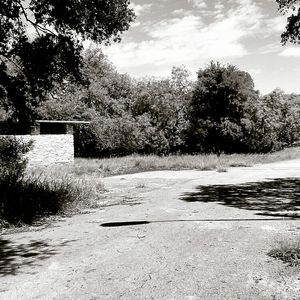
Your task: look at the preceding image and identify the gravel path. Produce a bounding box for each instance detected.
[1,159,300,300]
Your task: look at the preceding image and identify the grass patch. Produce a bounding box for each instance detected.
[268,236,300,267]
[74,147,300,177]
[29,166,105,199]
[0,173,102,227]
[1,166,105,228]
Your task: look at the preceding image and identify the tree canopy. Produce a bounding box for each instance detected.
[19,50,300,156]
[0,0,135,129]
[187,61,259,154]
[277,0,300,44]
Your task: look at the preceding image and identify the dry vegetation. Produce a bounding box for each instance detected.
[268,235,300,267]
[72,147,300,178]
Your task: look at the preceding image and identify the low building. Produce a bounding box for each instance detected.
[0,120,90,166]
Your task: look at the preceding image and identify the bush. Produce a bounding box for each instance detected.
[0,136,33,179]
[0,136,88,225]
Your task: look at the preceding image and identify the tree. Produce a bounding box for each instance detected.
[37,48,137,157]
[36,48,123,121]
[246,89,300,152]
[0,0,135,130]
[131,70,192,155]
[170,65,193,96]
[38,52,194,156]
[187,61,259,154]
[277,0,300,44]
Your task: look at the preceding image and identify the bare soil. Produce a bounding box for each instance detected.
[1,159,300,300]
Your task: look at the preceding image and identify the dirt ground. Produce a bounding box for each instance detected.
[1,159,300,300]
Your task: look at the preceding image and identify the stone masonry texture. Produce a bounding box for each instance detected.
[3,135,74,166]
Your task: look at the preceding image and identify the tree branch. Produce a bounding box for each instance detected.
[0,54,25,76]
[16,0,57,37]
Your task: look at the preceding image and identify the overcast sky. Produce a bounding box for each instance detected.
[102,0,300,95]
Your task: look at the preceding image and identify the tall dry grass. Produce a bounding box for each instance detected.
[73,147,300,177]
[0,165,105,227]
[28,167,105,208]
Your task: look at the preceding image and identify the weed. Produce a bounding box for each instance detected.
[268,236,300,267]
[135,182,146,189]
[134,159,142,167]
[216,167,228,173]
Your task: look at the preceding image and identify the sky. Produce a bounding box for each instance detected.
[101,0,300,95]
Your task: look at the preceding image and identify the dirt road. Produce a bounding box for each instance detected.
[1,160,300,299]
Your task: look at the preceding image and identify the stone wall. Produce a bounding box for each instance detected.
[2,134,74,166]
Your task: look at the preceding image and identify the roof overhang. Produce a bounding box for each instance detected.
[35,120,91,125]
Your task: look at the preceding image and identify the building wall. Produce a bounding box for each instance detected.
[2,134,74,166]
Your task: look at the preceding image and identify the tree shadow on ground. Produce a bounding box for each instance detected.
[180,178,300,218]
[100,218,298,227]
[0,238,75,276]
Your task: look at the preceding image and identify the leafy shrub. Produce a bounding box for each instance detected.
[0,136,33,179]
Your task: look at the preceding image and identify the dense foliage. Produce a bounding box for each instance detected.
[34,52,300,156]
[0,40,299,155]
[0,0,135,130]
[246,89,300,152]
[187,62,259,154]
[37,49,193,156]
[277,0,300,44]
[0,136,33,179]
[187,63,300,153]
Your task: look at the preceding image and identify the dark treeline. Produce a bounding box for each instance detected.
[1,49,300,157]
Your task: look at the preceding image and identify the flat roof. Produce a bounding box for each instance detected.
[35,120,91,124]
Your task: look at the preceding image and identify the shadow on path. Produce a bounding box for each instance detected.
[180,178,300,218]
[101,217,299,227]
[0,238,75,276]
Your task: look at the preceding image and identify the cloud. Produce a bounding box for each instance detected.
[103,0,266,76]
[187,0,207,9]
[263,15,286,36]
[131,21,141,28]
[248,68,262,76]
[259,42,283,54]
[279,47,300,57]
[172,9,189,16]
[215,3,225,11]
[147,15,204,39]
[129,3,152,16]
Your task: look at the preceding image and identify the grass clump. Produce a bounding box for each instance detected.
[0,175,83,224]
[268,237,300,267]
